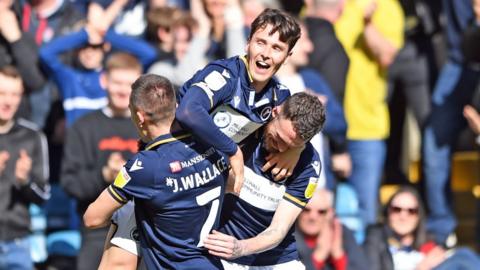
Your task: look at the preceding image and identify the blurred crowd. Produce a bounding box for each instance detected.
[1,0,480,269]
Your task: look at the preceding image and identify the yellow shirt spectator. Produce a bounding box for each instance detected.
[335,0,404,139]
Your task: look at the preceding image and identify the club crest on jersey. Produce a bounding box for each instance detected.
[169,161,182,173]
[260,106,272,121]
[213,110,231,128]
[305,177,319,199]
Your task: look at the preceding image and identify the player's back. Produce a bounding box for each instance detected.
[119,132,229,269]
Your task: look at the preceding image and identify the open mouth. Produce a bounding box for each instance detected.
[255,60,271,70]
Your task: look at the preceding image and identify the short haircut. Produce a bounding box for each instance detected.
[130,74,176,124]
[280,92,325,142]
[105,52,143,74]
[249,8,301,52]
[0,65,21,79]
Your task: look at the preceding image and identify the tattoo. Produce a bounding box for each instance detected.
[232,238,244,258]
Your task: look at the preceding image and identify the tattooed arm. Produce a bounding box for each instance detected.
[204,199,302,259]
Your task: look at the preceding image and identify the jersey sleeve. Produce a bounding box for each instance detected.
[176,64,239,156]
[283,144,321,209]
[108,152,157,204]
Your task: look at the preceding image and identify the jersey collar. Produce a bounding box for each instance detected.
[145,131,191,150]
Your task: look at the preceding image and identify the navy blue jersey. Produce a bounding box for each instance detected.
[176,56,291,155]
[219,136,321,266]
[109,131,229,270]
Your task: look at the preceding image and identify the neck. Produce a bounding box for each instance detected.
[0,119,14,134]
[145,120,181,141]
[398,233,415,247]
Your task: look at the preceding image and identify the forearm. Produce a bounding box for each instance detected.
[10,35,46,91]
[363,22,398,68]
[238,226,287,256]
[105,30,157,68]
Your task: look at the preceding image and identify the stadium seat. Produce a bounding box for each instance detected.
[334,183,365,244]
[29,204,47,263]
[46,230,81,257]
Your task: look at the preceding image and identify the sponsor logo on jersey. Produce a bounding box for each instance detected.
[169,161,182,173]
[239,167,286,211]
[204,71,227,91]
[260,106,272,121]
[129,159,144,172]
[180,147,216,168]
[113,167,131,188]
[213,110,231,128]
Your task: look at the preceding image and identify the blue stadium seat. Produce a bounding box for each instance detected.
[29,204,47,263]
[46,230,81,257]
[334,183,365,244]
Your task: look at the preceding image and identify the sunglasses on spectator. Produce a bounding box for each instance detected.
[304,207,329,215]
[389,206,419,215]
[86,43,104,49]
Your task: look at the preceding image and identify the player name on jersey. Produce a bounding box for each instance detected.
[167,157,228,193]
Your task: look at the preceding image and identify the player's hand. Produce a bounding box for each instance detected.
[0,151,10,175]
[262,145,304,181]
[102,152,126,183]
[15,149,32,185]
[229,147,244,194]
[204,230,245,260]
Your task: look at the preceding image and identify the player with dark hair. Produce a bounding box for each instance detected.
[84,74,230,269]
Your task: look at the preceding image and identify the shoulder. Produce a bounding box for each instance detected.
[15,118,47,140]
[297,143,321,171]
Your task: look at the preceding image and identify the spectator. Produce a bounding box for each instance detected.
[60,53,141,270]
[0,0,46,119]
[385,0,435,184]
[335,0,404,227]
[0,66,50,270]
[295,188,368,270]
[303,0,349,105]
[145,6,184,62]
[19,0,84,127]
[364,186,480,270]
[39,5,157,126]
[148,1,210,87]
[202,0,247,60]
[422,0,480,245]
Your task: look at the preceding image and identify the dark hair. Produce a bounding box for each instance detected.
[249,8,301,52]
[130,74,176,124]
[0,65,21,79]
[280,92,325,142]
[383,185,428,250]
[105,52,143,74]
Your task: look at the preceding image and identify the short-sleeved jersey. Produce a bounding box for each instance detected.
[219,135,321,266]
[108,131,229,270]
[177,55,291,143]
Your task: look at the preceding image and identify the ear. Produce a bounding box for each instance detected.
[136,110,146,126]
[99,72,107,90]
[271,106,280,118]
